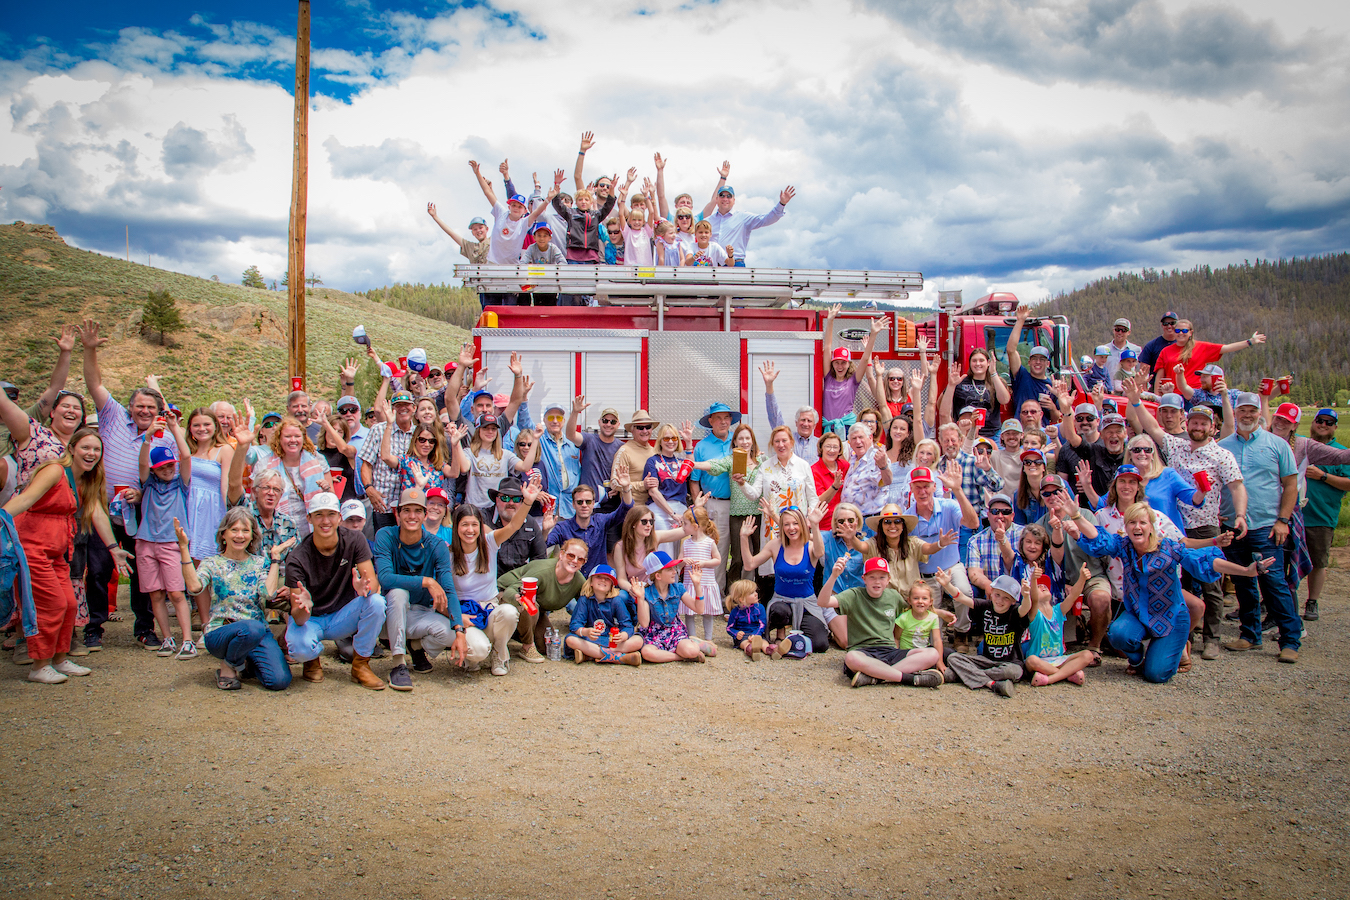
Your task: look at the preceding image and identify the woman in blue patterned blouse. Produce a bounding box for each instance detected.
[1055,496,1270,684]
[175,508,295,691]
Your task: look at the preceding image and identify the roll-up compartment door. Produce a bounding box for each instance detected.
[479,348,573,424]
[581,352,641,432]
[746,336,817,451]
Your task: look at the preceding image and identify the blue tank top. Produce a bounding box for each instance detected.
[774,544,816,598]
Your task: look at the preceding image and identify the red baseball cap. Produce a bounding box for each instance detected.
[909,466,935,484]
[831,347,851,361]
[1274,403,1301,425]
[863,557,890,576]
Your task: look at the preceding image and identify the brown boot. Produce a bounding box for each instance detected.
[748,636,765,661]
[620,651,642,667]
[350,654,386,690]
[302,658,324,683]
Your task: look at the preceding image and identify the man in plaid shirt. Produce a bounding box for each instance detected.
[966,493,1023,599]
[359,391,418,532]
[937,423,1004,565]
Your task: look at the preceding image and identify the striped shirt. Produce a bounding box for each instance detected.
[944,450,1004,512]
[96,395,174,502]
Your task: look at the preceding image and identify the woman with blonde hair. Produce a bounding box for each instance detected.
[249,415,331,538]
[1151,319,1265,392]
[1121,434,1203,531]
[183,407,234,563]
[459,414,537,507]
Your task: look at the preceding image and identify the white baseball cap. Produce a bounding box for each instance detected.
[340,499,366,520]
[306,492,341,515]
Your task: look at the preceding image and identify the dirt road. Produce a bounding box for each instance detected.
[2,571,1347,899]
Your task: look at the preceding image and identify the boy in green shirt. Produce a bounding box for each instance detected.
[818,555,943,688]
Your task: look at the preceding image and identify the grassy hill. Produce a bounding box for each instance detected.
[1035,254,1350,406]
[1,223,469,415]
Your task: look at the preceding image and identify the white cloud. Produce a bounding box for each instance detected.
[1,0,1347,304]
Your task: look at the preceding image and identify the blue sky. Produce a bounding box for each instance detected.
[2,0,1348,304]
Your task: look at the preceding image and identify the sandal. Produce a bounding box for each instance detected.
[1125,663,1139,677]
[1087,649,1102,668]
[215,669,242,691]
[108,612,123,622]
[1177,646,1192,674]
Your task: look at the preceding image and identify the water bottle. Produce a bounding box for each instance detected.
[545,626,562,661]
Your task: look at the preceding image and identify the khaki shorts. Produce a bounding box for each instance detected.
[1085,574,1112,601]
[1305,526,1334,570]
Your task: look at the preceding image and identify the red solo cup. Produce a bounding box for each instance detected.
[1071,595,1083,617]
[1193,470,1212,492]
[1259,378,1274,396]
[1277,375,1292,395]
[291,376,303,392]
[519,577,539,615]
[973,409,987,430]
[675,458,695,484]
[609,627,621,648]
[331,475,347,498]
[113,484,131,498]
[540,494,556,518]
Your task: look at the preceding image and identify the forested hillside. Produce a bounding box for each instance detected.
[358,282,482,329]
[1036,254,1350,405]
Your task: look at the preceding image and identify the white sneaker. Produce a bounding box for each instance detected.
[54,659,91,677]
[489,648,509,677]
[156,637,177,657]
[176,639,198,659]
[28,665,68,684]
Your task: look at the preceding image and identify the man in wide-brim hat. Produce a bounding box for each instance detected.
[612,409,660,505]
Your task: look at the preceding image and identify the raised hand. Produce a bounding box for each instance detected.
[779,185,796,206]
[832,555,849,577]
[553,168,566,187]
[624,167,637,188]
[808,498,830,526]
[826,302,842,320]
[936,528,959,548]
[508,351,523,377]
[499,159,510,178]
[937,460,962,492]
[758,360,778,387]
[653,152,665,170]
[173,517,190,550]
[572,394,589,415]
[679,420,694,444]
[933,567,952,589]
[740,516,757,538]
[78,318,107,350]
[473,368,490,391]
[521,375,535,397]
[1015,303,1030,321]
[1250,332,1266,345]
[468,160,481,174]
[579,131,595,153]
[717,160,730,179]
[869,316,887,338]
[642,177,655,198]
[427,201,438,218]
[1075,459,1092,491]
[55,324,78,353]
[341,357,360,380]
[523,473,542,504]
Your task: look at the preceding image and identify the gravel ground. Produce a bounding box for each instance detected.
[1,569,1347,900]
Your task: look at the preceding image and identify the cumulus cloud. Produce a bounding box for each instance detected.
[0,0,1347,302]
[866,0,1336,100]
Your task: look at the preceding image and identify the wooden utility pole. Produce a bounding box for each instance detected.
[287,0,311,388]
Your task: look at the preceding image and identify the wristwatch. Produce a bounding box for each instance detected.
[1276,516,1290,525]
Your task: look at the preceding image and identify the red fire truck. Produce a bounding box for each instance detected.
[457,265,1088,444]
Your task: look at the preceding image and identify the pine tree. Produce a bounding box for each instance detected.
[242,265,266,289]
[142,289,184,345]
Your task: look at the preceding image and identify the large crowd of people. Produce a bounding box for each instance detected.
[1,256,1345,695]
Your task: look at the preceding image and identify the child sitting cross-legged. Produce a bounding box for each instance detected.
[634,551,717,663]
[819,555,943,688]
[725,579,777,660]
[565,565,643,666]
[947,571,1035,697]
[1024,562,1095,686]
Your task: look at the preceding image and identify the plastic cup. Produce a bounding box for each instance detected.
[1277,376,1292,395]
[113,484,130,498]
[973,409,987,430]
[291,376,303,392]
[1193,470,1212,492]
[1260,378,1274,396]
[675,458,694,484]
[154,421,165,439]
[519,577,539,615]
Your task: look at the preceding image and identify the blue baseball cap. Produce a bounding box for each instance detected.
[1120,348,1139,361]
[261,411,282,425]
[1028,346,1051,359]
[718,185,735,197]
[469,389,494,405]
[1114,464,1143,481]
[149,446,177,469]
[590,565,618,584]
[468,216,487,226]
[508,193,528,207]
[1158,393,1185,410]
[529,221,552,234]
[1316,408,1338,422]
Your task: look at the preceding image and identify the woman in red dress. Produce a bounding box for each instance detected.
[4,427,132,683]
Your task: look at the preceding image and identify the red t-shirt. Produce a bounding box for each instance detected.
[1154,340,1222,389]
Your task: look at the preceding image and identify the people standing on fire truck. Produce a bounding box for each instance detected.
[821,307,886,438]
[703,161,795,265]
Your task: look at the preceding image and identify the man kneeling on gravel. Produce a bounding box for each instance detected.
[373,488,467,691]
[282,493,388,690]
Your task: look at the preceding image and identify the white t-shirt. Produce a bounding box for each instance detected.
[465,448,522,507]
[488,202,530,265]
[684,241,728,267]
[453,532,501,605]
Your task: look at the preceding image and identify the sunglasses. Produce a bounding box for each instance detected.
[633,424,654,431]
[545,414,565,423]
[562,551,587,562]
[676,214,692,220]
[1023,460,1045,468]
[1162,320,1177,326]
[887,375,905,382]
[1074,415,1096,423]
[988,508,1013,516]
[1113,327,1129,332]
[1314,417,1337,426]
[1174,328,1191,335]
[415,437,435,445]
[638,518,654,525]
[880,518,903,526]
[600,418,618,425]
[497,494,523,504]
[574,498,595,505]
[1041,488,1062,497]
[1130,446,1155,455]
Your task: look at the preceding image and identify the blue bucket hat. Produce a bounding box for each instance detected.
[699,402,742,430]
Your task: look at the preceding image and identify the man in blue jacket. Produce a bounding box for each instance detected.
[373,488,465,691]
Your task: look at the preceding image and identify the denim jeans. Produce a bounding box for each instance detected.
[204,619,292,690]
[285,593,387,661]
[1223,529,1301,650]
[1107,611,1189,684]
[958,525,975,568]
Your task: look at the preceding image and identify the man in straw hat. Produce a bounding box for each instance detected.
[612,409,660,505]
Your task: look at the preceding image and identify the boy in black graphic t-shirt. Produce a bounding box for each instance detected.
[947,573,1033,696]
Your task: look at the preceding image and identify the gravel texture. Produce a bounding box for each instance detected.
[1,571,1347,899]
